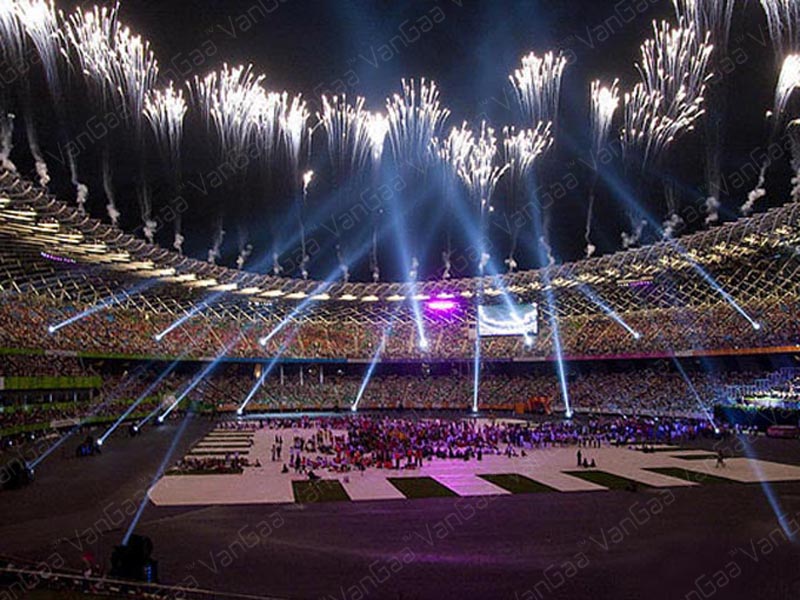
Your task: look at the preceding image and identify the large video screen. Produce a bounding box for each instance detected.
[477,303,538,337]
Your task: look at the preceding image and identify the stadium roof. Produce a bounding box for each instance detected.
[1,167,799,325]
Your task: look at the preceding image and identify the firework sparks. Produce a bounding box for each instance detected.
[502,123,553,267]
[15,0,62,95]
[437,121,474,176]
[191,64,265,157]
[673,0,735,57]
[366,112,388,282]
[145,82,188,248]
[0,2,25,69]
[367,112,389,165]
[673,1,735,227]
[503,123,553,180]
[386,78,450,169]
[252,91,284,177]
[113,24,159,237]
[456,123,509,268]
[63,4,122,221]
[623,21,712,166]
[280,92,310,178]
[586,79,620,257]
[318,95,373,180]
[744,53,800,214]
[509,51,568,129]
[590,80,621,159]
[145,82,188,175]
[760,0,800,59]
[637,21,712,115]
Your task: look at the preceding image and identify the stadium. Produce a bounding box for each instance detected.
[1,1,800,599]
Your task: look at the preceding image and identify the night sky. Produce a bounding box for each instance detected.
[7,0,788,281]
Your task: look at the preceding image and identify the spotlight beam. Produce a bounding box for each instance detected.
[237,340,295,414]
[516,222,572,418]
[156,353,227,423]
[29,365,150,468]
[154,299,213,342]
[48,281,155,334]
[258,269,346,347]
[578,284,641,339]
[122,410,193,547]
[352,319,394,412]
[670,357,717,428]
[98,361,181,445]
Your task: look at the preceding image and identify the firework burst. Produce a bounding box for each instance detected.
[386,78,450,169]
[191,64,265,157]
[502,123,553,268]
[145,82,188,176]
[15,0,62,95]
[744,53,800,214]
[586,79,620,257]
[623,21,712,168]
[0,3,25,69]
[760,0,800,59]
[318,94,373,181]
[509,51,568,129]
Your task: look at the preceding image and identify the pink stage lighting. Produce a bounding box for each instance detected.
[427,300,457,311]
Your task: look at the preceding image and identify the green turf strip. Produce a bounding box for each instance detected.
[671,454,719,461]
[387,477,458,499]
[479,473,558,494]
[563,470,648,490]
[292,479,351,503]
[645,467,736,485]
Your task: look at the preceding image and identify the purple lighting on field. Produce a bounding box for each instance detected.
[427,300,457,311]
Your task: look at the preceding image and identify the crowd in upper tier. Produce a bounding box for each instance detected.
[0,295,798,363]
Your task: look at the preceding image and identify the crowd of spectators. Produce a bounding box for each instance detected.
[1,294,797,363]
[226,368,755,417]
[0,350,790,447]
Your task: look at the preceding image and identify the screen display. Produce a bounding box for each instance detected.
[477,303,538,337]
